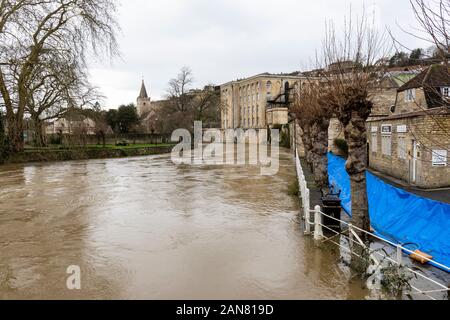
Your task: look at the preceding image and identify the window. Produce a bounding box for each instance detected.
[381,125,392,156]
[382,135,392,156]
[442,87,450,97]
[371,134,377,153]
[432,150,447,167]
[266,81,272,100]
[405,89,416,102]
[398,136,406,160]
[266,81,272,93]
[371,127,378,153]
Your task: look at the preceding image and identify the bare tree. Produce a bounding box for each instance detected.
[408,0,450,62]
[25,49,102,147]
[318,12,391,237]
[191,85,221,127]
[292,81,333,193]
[389,0,450,147]
[0,0,119,152]
[167,66,194,113]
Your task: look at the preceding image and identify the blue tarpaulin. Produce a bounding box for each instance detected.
[328,153,450,272]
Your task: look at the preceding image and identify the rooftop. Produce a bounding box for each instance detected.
[398,64,450,92]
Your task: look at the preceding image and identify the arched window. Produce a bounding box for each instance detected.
[284,81,290,92]
[266,81,272,94]
[266,81,272,101]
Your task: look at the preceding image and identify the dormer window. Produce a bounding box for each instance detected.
[405,89,415,102]
[441,87,450,97]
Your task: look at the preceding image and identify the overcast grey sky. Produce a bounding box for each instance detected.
[88,0,429,109]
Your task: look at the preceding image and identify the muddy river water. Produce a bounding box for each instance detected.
[0,149,368,299]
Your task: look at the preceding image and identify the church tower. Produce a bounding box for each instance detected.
[137,80,151,117]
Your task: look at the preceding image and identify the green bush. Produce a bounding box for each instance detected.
[334,138,348,157]
[48,134,63,145]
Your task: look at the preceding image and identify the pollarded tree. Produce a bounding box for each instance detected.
[292,81,334,194]
[319,13,391,238]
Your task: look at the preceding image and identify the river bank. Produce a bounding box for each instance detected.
[2,144,175,165]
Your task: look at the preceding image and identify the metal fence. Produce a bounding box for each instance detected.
[294,148,450,300]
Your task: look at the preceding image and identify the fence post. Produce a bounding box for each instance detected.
[396,245,403,266]
[304,190,311,235]
[314,205,323,240]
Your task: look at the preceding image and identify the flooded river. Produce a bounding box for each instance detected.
[0,149,367,299]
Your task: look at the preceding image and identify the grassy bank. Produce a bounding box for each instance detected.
[5,144,175,164]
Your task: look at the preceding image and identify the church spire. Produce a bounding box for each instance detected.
[139,80,149,99]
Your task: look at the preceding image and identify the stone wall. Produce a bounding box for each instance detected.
[328,118,345,154]
[367,112,450,188]
[370,88,397,116]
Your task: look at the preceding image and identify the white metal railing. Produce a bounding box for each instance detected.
[295,149,311,234]
[294,149,450,300]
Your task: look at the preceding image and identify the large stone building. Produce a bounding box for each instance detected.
[220,73,309,130]
[367,65,450,188]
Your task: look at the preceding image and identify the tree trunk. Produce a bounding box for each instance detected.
[343,116,370,236]
[33,117,46,148]
[6,114,24,153]
[311,120,330,194]
[338,88,372,241]
[0,113,7,163]
[101,131,106,147]
[300,123,314,170]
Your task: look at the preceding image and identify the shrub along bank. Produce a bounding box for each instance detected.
[4,144,175,164]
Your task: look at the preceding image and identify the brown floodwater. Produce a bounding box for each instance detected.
[0,149,368,299]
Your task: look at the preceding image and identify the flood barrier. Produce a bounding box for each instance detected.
[328,153,450,271]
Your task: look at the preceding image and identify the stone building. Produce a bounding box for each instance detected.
[136,80,167,133]
[46,113,96,135]
[219,73,308,130]
[367,65,450,188]
[137,80,153,117]
[327,69,419,155]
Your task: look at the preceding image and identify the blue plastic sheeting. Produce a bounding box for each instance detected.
[328,153,450,272]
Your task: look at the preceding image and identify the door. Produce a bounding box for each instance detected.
[411,140,417,183]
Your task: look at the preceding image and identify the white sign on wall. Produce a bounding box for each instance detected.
[432,150,448,167]
[397,125,407,133]
[371,126,378,133]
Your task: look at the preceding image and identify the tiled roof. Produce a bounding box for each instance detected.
[398,64,450,92]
